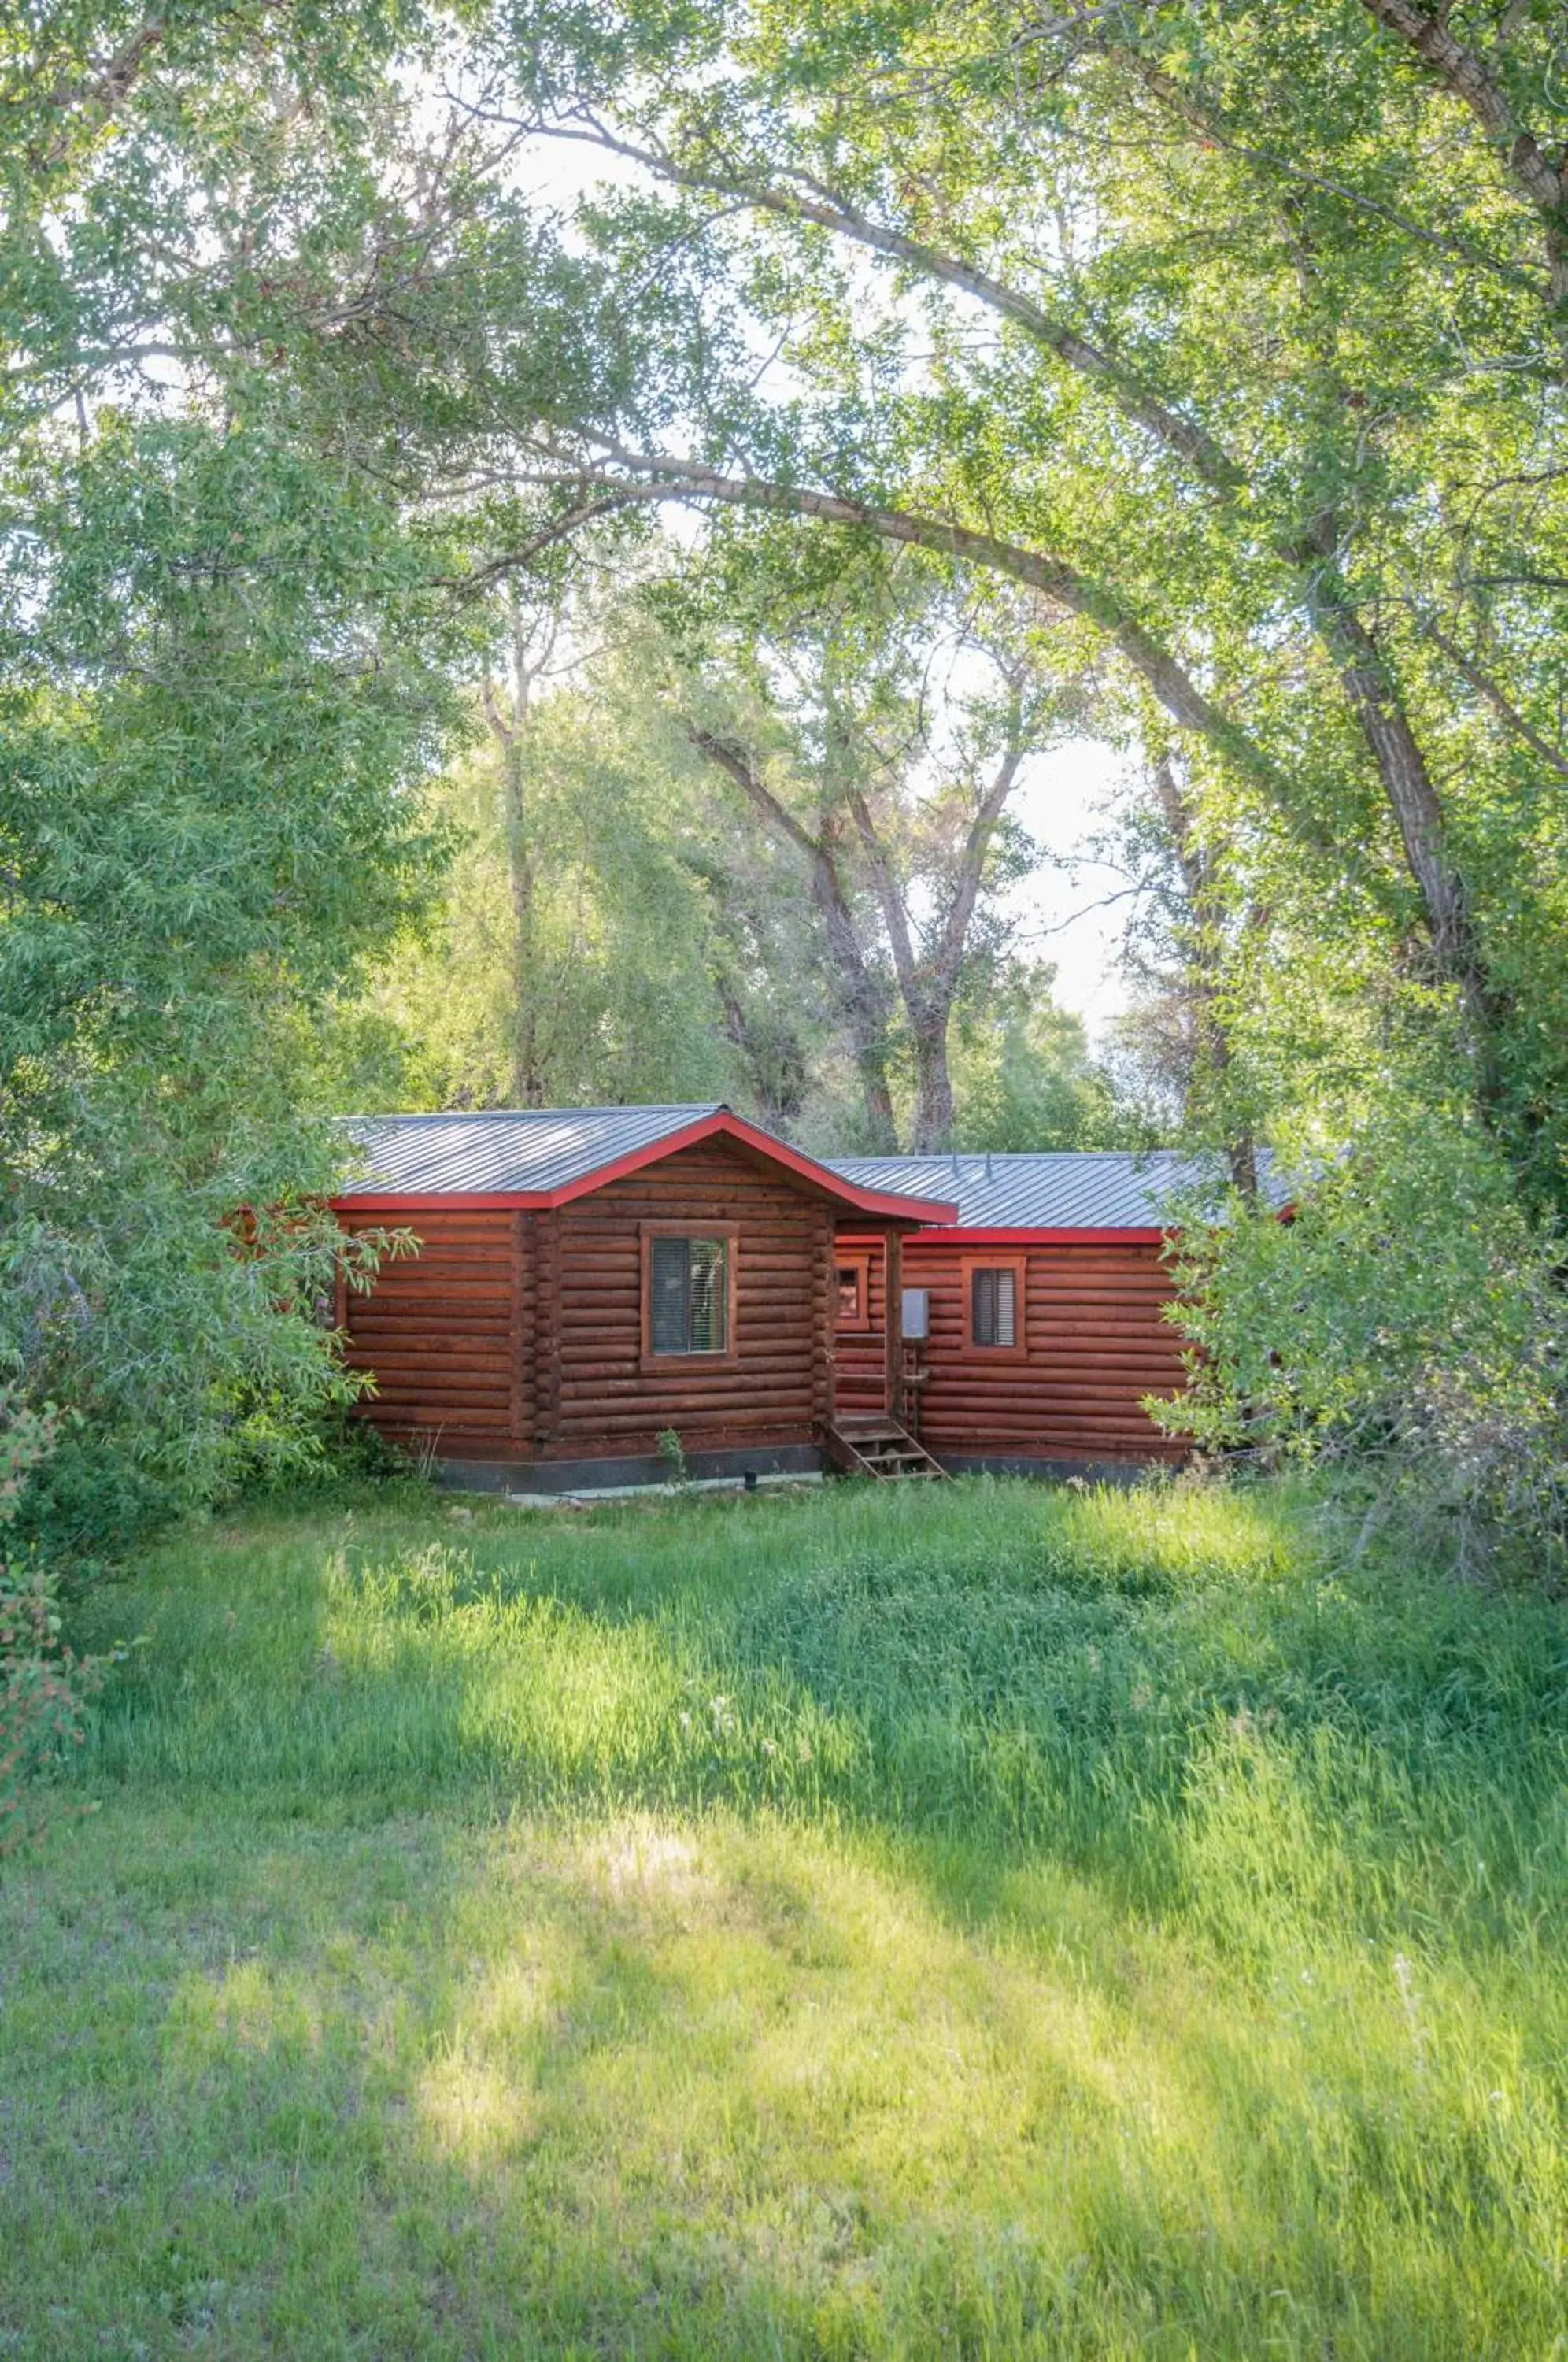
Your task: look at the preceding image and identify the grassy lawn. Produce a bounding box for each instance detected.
[1,1476,1563,2359]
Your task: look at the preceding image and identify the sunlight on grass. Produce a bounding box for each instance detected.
[0,1477,1562,2356]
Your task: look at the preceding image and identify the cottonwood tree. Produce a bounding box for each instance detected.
[1100,753,1268,1195]
[18,8,1566,1184]
[309,0,1556,1198]
[0,416,457,1542]
[359,657,744,1113]
[479,583,572,1109]
[671,545,1080,1147]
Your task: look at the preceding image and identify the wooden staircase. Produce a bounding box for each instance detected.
[823,1416,949,1482]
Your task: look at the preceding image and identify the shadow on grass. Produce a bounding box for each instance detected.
[72,1479,1568,1968]
[2,1780,1559,2360]
[5,1478,1563,2355]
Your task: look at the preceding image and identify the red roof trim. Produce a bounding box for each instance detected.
[334,1192,544,1212]
[541,1109,958,1220]
[331,1110,957,1226]
[902,1224,1169,1247]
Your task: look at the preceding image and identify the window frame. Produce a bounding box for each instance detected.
[639,1222,740,1370]
[834,1249,873,1334]
[960,1254,1029,1361]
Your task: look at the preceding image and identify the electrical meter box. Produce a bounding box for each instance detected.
[901,1287,930,1341]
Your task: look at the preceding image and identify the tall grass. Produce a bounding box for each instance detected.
[2,1475,1563,2358]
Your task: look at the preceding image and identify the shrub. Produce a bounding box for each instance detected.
[1156,1109,1568,1579]
[1,1397,117,1853]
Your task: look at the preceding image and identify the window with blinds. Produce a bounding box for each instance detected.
[971,1265,1017,1349]
[648,1235,730,1355]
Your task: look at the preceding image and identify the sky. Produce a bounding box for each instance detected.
[1008,740,1136,1037]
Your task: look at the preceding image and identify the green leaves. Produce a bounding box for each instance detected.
[0,411,462,1536]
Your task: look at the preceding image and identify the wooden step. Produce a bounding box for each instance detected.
[824,1419,949,1483]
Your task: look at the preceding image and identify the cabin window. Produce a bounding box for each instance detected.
[646,1234,731,1356]
[972,1267,1015,1347]
[963,1257,1027,1357]
[835,1251,872,1331]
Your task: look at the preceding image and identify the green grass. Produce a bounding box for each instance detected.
[2,1475,1564,2359]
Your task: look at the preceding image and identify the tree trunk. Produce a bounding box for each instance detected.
[498,726,544,1108]
[486,596,559,1110]
[686,727,900,1147]
[1295,543,1503,1095]
[908,1016,956,1151]
[712,970,808,1133]
[1151,756,1258,1198]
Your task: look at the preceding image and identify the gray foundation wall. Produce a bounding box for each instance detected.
[438,1444,826,1495]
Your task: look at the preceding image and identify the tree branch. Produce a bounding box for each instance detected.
[684,727,819,859]
[533,113,1244,491]
[564,435,1286,793]
[845,787,923,1010]
[1354,0,1568,322]
[1419,616,1568,778]
[933,741,1026,994]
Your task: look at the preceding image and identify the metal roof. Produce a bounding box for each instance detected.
[827,1150,1274,1231]
[335,1106,958,1223]
[339,1105,726,1198]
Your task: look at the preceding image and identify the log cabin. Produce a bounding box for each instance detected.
[827,1152,1205,1477]
[332,1109,1232,1489]
[332,1106,956,1490]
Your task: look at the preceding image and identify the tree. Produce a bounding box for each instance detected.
[672,541,1079,1147]
[296,0,1555,1190]
[356,659,741,1114]
[1096,753,1267,1193]
[949,961,1126,1154]
[0,413,457,1539]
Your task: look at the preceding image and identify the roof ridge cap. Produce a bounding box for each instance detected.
[347,1102,722,1124]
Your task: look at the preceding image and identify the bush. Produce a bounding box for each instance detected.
[1157,1109,1568,1579]
[1,1398,116,1853]
[1,1192,420,1564]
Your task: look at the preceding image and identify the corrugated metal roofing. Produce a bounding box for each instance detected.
[339,1105,727,1198]
[827,1150,1272,1231]
[336,1105,956,1222]
[337,1110,1271,1228]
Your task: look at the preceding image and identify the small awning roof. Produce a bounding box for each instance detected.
[335,1105,957,1225]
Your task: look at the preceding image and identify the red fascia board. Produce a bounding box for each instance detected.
[902,1225,1169,1247]
[830,1187,960,1224]
[330,1110,957,1226]
[548,1109,957,1221]
[332,1191,545,1212]
[704,1111,960,1222]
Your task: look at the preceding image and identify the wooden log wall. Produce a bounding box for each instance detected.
[338,1205,532,1461]
[338,1138,839,1468]
[901,1237,1187,1462]
[550,1142,835,1459]
[339,1174,1186,1472]
[831,1227,1189,1462]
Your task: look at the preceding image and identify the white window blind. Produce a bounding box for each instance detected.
[649,1237,728,1354]
[971,1266,1016,1348]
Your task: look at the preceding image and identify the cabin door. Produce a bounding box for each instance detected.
[831,1234,904,1420]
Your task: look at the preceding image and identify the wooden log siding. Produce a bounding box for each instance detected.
[338,1205,532,1459]
[338,1138,840,1466]
[832,1227,1189,1463]
[553,1144,833,1457]
[905,1238,1187,1463]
